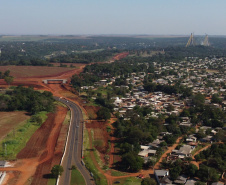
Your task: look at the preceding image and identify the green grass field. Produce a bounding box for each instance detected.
[114,177,142,185]
[47,178,56,185]
[111,170,129,176]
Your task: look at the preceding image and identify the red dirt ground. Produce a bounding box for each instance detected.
[83,106,100,119]
[50,63,84,67]
[86,120,109,154]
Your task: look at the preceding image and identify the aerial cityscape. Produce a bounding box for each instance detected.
[0,1,225,185]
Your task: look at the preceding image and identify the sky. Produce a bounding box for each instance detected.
[1,0,226,35]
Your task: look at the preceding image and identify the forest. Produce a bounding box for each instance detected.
[0,86,55,114]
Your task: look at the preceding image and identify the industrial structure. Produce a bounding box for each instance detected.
[186,33,210,47]
[186,33,196,47]
[203,34,210,46]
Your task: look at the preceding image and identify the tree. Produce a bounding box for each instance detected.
[166,104,174,112]
[195,181,206,185]
[31,115,43,125]
[4,76,14,85]
[211,94,222,104]
[197,164,220,182]
[141,178,157,185]
[51,165,64,178]
[3,70,10,77]
[121,152,144,172]
[97,107,111,121]
[170,166,182,180]
[71,165,76,170]
[160,141,167,147]
[186,164,198,177]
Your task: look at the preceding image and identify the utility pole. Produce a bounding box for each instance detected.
[5,143,7,156]
[13,128,15,137]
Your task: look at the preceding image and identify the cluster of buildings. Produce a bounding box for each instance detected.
[154,169,224,185]
[80,56,225,185]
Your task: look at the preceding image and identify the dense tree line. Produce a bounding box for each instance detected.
[50,49,118,64]
[143,82,192,98]
[0,86,55,114]
[195,143,226,175]
[179,93,226,128]
[71,73,101,89]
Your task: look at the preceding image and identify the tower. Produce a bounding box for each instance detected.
[186,33,196,47]
[203,34,210,46]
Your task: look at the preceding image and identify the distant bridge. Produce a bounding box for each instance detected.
[42,79,67,84]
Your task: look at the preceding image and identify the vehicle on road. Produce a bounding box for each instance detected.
[137,174,144,179]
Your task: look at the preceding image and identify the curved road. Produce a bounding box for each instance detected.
[55,97,94,185]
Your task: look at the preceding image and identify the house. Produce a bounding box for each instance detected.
[0,161,6,167]
[186,135,197,143]
[201,136,213,143]
[154,170,170,185]
[174,175,187,184]
[160,176,172,185]
[149,139,164,149]
[211,182,224,185]
[138,146,157,157]
[185,179,197,185]
[99,79,107,85]
[176,145,193,158]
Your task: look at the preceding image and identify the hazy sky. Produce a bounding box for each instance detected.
[1,0,225,35]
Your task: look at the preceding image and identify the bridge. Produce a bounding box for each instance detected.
[42,79,67,84]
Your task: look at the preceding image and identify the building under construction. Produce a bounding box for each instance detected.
[186,33,210,47]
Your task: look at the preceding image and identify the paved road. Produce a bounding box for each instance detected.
[55,97,94,185]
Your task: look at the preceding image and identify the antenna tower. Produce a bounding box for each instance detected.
[203,34,210,46]
[186,33,196,47]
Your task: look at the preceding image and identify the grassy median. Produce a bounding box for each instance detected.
[70,168,86,185]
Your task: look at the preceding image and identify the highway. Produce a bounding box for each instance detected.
[55,97,94,185]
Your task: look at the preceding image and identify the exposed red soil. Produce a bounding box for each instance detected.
[50,63,84,67]
[83,106,100,119]
[112,52,129,61]
[30,106,68,185]
[86,120,109,154]
[106,118,118,168]
[85,120,106,129]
